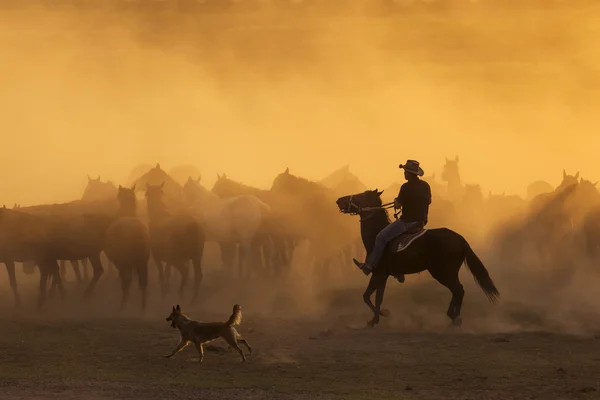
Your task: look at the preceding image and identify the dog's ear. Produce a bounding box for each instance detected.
[176,304,181,312]
[172,305,176,312]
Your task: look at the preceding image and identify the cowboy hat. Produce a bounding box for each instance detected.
[399,160,424,176]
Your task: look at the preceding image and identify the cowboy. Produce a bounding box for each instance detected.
[353,160,431,281]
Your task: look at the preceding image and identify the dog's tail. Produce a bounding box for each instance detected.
[226,304,242,327]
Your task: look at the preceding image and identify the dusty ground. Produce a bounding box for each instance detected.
[2,267,600,400]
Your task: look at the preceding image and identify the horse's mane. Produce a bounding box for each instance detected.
[273,171,334,200]
[369,191,391,224]
[223,177,265,192]
[134,166,182,191]
[184,179,219,202]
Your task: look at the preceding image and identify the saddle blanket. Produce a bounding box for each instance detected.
[389,228,428,253]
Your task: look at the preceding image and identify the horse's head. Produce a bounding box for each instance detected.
[271,167,296,194]
[182,176,202,203]
[145,182,165,202]
[576,177,600,203]
[83,175,118,202]
[169,165,201,185]
[557,169,580,192]
[211,173,233,196]
[117,184,137,209]
[441,155,460,183]
[579,178,598,190]
[336,189,384,215]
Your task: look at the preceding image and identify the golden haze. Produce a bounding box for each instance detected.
[1,3,599,206]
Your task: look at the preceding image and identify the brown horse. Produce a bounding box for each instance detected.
[17,192,118,302]
[0,207,110,308]
[103,184,151,310]
[145,183,205,301]
[60,176,118,285]
[270,168,357,276]
[337,189,499,327]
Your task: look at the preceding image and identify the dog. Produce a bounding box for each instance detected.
[164,304,252,363]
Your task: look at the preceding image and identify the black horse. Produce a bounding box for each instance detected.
[336,189,499,327]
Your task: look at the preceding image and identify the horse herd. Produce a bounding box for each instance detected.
[3,160,600,325]
[0,164,360,310]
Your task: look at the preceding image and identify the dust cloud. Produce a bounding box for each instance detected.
[1,2,600,336]
[1,2,599,206]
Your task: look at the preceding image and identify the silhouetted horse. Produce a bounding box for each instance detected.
[271,168,357,277]
[0,207,110,308]
[145,183,205,301]
[64,175,118,284]
[441,155,463,204]
[183,176,270,279]
[82,175,118,202]
[134,164,186,209]
[103,185,151,310]
[337,189,499,327]
[212,174,299,275]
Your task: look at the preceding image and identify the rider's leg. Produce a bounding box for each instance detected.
[392,221,424,283]
[353,219,408,275]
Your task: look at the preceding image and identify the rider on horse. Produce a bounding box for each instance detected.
[353,160,432,282]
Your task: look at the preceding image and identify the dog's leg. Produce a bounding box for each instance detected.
[237,338,252,355]
[163,340,189,359]
[194,342,205,363]
[223,334,246,362]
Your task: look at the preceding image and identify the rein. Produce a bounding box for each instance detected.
[342,195,395,221]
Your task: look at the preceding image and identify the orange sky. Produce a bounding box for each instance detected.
[1,4,599,206]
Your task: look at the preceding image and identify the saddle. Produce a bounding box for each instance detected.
[389,225,427,253]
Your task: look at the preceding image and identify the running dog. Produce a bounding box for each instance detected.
[164,304,252,363]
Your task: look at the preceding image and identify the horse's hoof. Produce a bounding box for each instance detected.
[380,309,391,317]
[366,320,378,327]
[451,316,463,327]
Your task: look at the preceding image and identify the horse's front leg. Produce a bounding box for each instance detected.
[368,274,389,327]
[362,275,378,315]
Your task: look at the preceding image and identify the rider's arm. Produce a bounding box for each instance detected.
[426,182,432,204]
[394,185,405,209]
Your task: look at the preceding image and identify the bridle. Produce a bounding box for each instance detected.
[341,195,395,221]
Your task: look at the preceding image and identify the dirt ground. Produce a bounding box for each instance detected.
[2,265,600,400]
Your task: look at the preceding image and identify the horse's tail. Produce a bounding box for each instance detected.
[463,238,499,304]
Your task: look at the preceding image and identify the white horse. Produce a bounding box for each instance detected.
[182,176,272,279]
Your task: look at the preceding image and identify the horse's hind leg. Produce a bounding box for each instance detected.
[50,261,66,302]
[119,265,133,311]
[137,261,149,311]
[191,257,203,303]
[153,258,167,298]
[84,254,104,299]
[38,265,49,309]
[82,258,90,282]
[70,260,83,284]
[432,272,464,326]
[174,262,189,299]
[5,261,21,307]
